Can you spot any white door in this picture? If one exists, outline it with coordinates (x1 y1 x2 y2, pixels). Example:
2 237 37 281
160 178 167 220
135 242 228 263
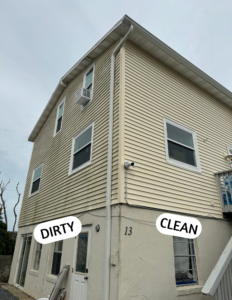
71 227 91 300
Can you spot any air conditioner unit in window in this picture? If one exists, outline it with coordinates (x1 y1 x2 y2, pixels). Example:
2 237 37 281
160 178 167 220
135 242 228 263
75 87 91 106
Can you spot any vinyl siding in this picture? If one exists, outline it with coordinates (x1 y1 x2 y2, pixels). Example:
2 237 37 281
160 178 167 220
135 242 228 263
123 41 232 218
18 42 120 227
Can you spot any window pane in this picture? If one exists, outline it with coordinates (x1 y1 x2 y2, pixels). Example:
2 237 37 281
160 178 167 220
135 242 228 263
168 141 196 166
87 83 92 91
54 241 63 252
85 68 93 88
173 237 198 285
51 252 62 275
76 233 88 273
31 178 40 194
33 166 42 181
167 123 194 148
56 117 62 133
58 103 64 119
74 127 92 153
33 243 42 270
73 144 91 170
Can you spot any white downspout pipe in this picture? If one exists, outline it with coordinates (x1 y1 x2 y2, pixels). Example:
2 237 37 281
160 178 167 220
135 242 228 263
103 24 134 300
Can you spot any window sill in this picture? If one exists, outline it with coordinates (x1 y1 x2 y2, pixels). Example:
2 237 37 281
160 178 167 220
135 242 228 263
53 129 62 138
46 274 57 284
166 158 202 174
29 269 39 277
177 285 203 296
28 191 39 198
68 161 91 176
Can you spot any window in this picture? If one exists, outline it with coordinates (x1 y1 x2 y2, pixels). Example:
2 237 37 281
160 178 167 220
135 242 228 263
69 123 94 175
33 243 42 270
164 118 201 172
76 232 88 273
81 63 95 109
173 237 198 285
30 164 43 196
51 241 63 276
54 100 65 135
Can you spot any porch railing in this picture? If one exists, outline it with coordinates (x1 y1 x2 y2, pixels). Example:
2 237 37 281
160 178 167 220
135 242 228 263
215 170 232 213
202 237 232 299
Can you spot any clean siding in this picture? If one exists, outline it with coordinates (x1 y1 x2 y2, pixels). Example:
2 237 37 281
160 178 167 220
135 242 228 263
18 42 120 227
123 41 232 218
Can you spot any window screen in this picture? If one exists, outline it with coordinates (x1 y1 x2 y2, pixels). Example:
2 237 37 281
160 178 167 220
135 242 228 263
33 243 42 270
72 126 93 171
31 165 42 195
51 241 63 276
173 237 198 285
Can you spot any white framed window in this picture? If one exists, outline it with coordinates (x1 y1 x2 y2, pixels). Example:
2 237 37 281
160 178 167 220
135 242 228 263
69 122 94 175
81 63 95 110
173 237 198 286
33 242 42 270
29 164 43 197
54 99 65 136
51 241 63 276
163 117 201 173
227 145 232 155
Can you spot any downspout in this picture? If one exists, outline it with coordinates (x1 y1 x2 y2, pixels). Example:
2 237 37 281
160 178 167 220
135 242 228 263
104 24 134 300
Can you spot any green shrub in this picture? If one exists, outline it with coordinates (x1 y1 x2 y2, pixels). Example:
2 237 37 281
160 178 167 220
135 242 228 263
0 220 16 255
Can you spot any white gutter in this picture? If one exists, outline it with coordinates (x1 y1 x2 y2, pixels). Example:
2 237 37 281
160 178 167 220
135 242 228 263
103 24 133 300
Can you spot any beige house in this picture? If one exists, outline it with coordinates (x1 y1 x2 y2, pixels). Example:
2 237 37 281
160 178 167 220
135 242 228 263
9 15 232 300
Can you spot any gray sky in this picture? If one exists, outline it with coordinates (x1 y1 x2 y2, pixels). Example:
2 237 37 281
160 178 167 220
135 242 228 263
0 0 231 231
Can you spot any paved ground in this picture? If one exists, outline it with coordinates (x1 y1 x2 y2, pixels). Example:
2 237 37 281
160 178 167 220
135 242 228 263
0 284 35 300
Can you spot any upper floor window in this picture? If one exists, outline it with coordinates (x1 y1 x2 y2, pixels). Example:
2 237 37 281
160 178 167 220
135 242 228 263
51 241 63 276
33 242 42 270
85 67 94 91
173 237 198 285
30 164 43 196
163 118 201 173
54 100 65 136
69 123 94 175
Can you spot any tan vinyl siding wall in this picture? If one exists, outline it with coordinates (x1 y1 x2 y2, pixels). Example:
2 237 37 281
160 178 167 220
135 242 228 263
18 43 120 227
123 41 232 218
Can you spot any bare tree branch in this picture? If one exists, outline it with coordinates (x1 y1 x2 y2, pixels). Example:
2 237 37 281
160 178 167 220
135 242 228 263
13 182 21 234
0 178 10 230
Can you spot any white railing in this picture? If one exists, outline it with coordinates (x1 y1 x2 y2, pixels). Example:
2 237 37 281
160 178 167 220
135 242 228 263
202 237 232 299
215 170 232 213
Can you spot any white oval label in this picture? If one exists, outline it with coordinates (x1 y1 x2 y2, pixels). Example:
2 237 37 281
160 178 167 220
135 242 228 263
156 213 202 239
34 216 82 244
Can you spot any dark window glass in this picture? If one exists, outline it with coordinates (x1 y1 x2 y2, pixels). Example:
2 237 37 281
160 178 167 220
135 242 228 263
51 253 62 275
56 117 62 133
73 144 91 170
173 237 198 285
31 178 40 194
168 141 195 166
167 123 194 148
76 233 88 273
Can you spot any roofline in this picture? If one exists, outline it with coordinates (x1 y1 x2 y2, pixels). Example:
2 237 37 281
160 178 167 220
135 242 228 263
28 14 232 142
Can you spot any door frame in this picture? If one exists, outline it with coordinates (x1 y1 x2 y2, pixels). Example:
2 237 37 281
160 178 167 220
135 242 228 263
14 233 32 290
70 225 92 299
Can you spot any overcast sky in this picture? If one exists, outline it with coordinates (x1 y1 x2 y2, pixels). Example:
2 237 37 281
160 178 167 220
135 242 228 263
0 0 231 231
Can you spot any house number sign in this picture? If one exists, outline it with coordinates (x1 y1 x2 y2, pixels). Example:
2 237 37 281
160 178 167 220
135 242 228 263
34 216 82 244
156 213 202 239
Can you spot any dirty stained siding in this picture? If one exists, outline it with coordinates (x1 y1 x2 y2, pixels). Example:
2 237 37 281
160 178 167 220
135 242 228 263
18 42 120 227
123 41 232 218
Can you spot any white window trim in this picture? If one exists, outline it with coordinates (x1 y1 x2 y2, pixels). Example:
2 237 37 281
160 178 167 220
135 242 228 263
163 117 201 173
53 98 65 137
227 145 232 155
81 62 95 111
68 122 94 176
28 164 43 197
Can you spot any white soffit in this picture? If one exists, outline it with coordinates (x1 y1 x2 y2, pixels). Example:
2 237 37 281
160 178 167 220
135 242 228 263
28 15 232 142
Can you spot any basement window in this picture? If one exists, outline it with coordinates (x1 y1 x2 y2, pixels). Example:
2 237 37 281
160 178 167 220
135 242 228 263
54 99 65 136
30 164 43 196
173 237 198 286
163 117 201 173
69 123 94 175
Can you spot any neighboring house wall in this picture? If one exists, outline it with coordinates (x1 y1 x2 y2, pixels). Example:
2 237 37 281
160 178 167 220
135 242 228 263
18 42 121 227
122 40 232 218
